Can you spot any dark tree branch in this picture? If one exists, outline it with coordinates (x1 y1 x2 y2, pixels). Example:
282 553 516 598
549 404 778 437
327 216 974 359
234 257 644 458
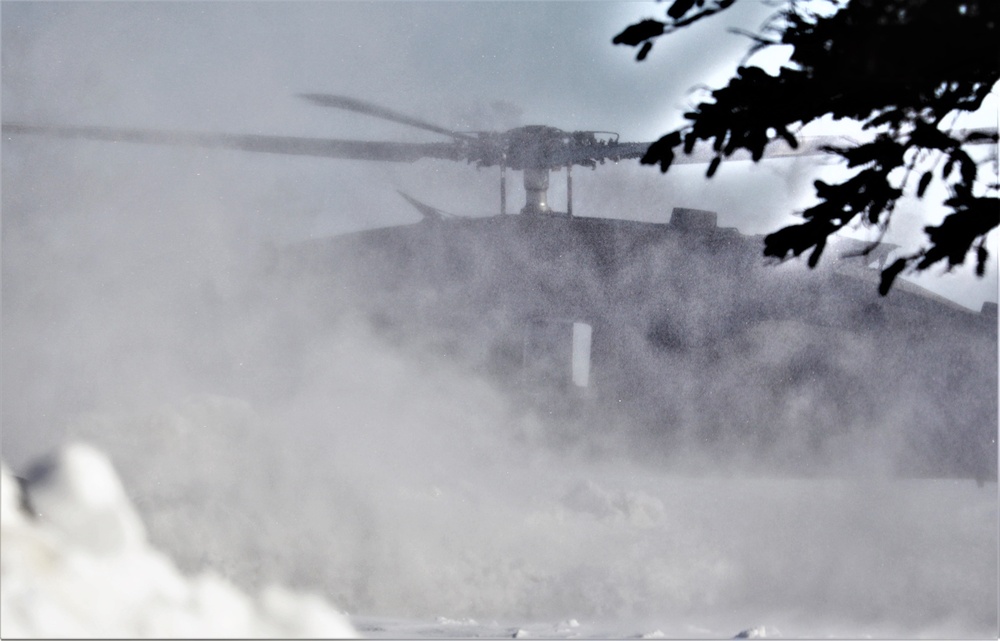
613 0 741 61
618 0 999 294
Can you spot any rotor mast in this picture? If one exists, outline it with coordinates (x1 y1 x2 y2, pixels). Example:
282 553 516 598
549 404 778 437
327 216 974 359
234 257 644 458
521 167 551 215
515 166 573 216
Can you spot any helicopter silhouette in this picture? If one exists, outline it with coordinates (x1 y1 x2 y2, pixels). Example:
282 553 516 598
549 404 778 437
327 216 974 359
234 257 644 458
3 96 996 482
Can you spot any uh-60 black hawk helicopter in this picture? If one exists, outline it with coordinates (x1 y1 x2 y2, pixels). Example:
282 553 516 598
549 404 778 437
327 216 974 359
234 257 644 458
4 95 996 482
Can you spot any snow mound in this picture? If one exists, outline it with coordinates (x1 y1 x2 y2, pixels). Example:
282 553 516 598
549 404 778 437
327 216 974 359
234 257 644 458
0 442 357 638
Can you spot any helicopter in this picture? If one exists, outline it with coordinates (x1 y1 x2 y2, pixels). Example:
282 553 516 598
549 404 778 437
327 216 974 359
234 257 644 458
3 95 997 483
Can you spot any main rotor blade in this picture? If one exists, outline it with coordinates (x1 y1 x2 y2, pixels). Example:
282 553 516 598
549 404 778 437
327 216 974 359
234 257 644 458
396 190 451 221
553 136 845 168
562 130 998 168
2 122 464 163
551 141 652 167
299 94 475 141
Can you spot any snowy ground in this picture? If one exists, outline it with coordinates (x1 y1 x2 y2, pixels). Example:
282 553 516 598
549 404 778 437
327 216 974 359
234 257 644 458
4 425 996 638
2 324 997 638
341 468 999 639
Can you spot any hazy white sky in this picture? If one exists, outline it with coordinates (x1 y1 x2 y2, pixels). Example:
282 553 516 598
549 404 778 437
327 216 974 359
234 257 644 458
2 2 772 137
3 1 997 308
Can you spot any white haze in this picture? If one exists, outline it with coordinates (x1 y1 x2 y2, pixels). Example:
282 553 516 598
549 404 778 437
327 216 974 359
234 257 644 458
2 2 998 638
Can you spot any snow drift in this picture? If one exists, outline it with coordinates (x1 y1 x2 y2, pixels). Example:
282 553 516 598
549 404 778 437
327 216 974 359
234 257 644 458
0 442 357 638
